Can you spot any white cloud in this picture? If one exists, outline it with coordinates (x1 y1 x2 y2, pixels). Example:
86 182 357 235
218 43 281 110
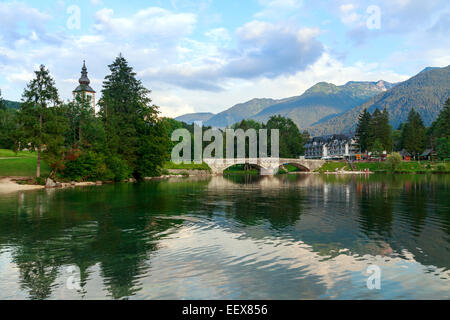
205 28 232 44
0 1 447 120
94 7 197 43
255 0 303 18
0 2 51 46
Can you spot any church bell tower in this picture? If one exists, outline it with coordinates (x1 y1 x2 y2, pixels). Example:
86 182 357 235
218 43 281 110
73 60 96 111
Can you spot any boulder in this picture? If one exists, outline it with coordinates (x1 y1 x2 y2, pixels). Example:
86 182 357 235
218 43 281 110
45 178 57 188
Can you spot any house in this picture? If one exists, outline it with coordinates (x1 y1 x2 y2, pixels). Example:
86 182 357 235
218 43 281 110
419 149 435 161
304 135 358 160
400 149 411 161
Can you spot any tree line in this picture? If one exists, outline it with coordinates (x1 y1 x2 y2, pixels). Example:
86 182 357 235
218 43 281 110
163 116 308 161
355 99 450 159
0 56 308 182
0 56 171 182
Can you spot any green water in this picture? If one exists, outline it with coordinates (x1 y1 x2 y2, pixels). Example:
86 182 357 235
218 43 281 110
0 174 449 300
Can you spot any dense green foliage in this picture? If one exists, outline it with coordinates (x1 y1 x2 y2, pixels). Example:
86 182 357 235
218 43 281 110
429 99 450 159
386 152 403 172
98 55 170 180
16 65 61 178
355 108 392 153
266 116 304 158
402 109 427 158
0 90 18 149
0 56 170 182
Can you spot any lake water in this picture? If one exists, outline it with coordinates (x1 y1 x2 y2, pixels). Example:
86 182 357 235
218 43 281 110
0 174 449 300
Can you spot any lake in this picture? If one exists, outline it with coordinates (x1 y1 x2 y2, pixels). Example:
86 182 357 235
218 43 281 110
0 174 449 300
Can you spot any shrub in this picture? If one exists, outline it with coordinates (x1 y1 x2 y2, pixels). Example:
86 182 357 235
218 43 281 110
61 151 112 182
106 156 132 182
386 152 402 172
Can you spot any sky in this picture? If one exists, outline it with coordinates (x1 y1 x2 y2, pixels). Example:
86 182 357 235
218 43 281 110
0 0 449 117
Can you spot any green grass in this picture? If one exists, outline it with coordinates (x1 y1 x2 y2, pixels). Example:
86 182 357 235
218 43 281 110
0 149 38 158
0 149 51 177
316 160 450 174
163 161 211 171
315 162 350 173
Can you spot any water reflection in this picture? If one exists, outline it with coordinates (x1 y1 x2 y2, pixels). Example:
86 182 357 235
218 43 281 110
0 174 449 299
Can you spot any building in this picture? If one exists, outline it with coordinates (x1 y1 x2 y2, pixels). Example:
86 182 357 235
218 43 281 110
304 135 358 160
73 61 96 111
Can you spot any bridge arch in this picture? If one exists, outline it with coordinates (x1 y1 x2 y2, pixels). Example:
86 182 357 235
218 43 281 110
222 162 266 173
280 162 311 172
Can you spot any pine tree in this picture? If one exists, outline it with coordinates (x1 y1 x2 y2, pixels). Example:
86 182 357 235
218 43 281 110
402 108 427 159
355 109 371 153
367 108 392 152
0 89 5 111
375 108 393 151
433 98 450 139
98 55 169 180
18 65 60 178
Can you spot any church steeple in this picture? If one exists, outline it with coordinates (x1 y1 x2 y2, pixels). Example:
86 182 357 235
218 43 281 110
73 60 96 111
79 60 90 85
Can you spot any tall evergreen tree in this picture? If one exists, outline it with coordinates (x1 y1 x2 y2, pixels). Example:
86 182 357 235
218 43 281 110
18 65 60 178
0 89 18 149
0 89 5 111
98 55 169 180
402 108 427 159
367 108 392 152
355 109 371 153
431 98 450 139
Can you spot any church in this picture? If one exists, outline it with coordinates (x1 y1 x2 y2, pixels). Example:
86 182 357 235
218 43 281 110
73 61 96 111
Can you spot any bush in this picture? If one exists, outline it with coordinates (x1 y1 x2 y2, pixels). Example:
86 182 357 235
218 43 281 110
60 151 108 182
106 156 132 182
436 164 446 172
386 152 402 172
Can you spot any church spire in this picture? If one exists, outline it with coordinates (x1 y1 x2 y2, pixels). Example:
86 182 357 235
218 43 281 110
79 60 90 86
73 60 96 111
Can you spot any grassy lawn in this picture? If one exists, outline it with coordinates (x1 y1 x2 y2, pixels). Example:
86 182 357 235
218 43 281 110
0 149 50 177
0 149 38 158
164 161 211 171
316 160 450 174
315 162 350 173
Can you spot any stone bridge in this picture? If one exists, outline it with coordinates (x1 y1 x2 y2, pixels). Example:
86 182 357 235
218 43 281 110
203 158 325 175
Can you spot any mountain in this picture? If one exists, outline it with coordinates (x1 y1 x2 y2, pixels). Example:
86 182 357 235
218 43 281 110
188 81 394 128
307 65 450 136
205 98 278 127
2 100 21 110
252 81 394 128
175 112 215 124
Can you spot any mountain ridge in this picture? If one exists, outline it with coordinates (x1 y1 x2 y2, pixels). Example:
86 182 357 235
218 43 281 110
307 65 450 136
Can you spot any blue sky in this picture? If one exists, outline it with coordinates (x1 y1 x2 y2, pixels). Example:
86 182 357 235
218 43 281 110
0 0 449 116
